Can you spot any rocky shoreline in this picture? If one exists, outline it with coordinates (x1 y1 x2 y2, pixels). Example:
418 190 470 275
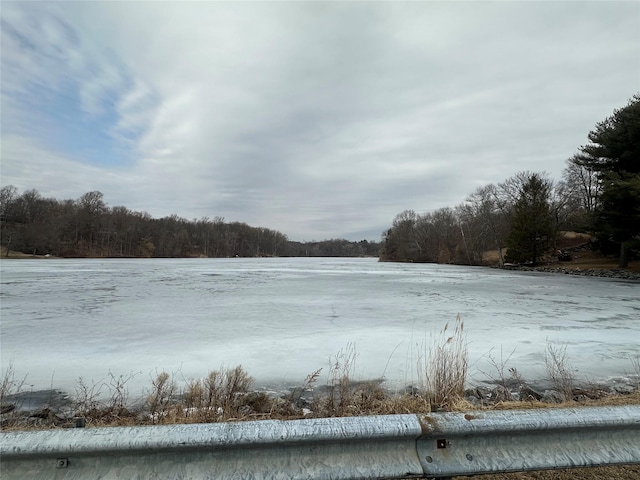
462 377 639 407
499 264 640 281
2 375 638 430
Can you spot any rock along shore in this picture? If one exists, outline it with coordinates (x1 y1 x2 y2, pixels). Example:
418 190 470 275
2 376 639 430
499 265 640 281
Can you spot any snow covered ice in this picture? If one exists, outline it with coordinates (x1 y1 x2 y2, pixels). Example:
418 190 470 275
1 257 638 397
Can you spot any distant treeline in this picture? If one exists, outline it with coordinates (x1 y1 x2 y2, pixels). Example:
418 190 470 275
380 94 640 268
0 188 380 258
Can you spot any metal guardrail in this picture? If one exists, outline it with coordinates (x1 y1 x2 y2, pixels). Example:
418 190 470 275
1 405 639 479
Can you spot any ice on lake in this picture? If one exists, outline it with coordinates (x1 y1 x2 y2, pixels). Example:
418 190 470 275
1 257 638 397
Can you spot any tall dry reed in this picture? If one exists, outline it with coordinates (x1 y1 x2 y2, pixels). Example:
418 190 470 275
422 315 468 409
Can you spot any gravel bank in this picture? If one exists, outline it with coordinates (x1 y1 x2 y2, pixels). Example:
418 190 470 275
500 265 640 281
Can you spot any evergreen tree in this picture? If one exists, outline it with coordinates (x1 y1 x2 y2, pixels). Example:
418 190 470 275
578 94 640 267
505 173 553 265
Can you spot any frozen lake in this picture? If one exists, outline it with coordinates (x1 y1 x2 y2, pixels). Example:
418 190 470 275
1 257 638 397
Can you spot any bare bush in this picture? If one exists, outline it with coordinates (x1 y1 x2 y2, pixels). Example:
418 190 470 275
0 363 28 427
481 346 519 402
107 371 139 413
184 379 205 411
545 342 574 401
74 377 105 417
183 366 253 422
71 372 140 425
0 362 27 409
147 371 177 423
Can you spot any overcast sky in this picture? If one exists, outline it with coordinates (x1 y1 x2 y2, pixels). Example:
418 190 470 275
1 2 638 241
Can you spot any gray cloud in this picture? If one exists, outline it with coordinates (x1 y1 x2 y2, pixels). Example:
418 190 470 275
1 1 638 240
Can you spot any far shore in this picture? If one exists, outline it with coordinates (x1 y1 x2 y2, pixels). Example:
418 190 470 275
3 247 639 281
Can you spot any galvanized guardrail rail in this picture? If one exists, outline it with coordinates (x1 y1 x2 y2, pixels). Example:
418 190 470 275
1 405 639 479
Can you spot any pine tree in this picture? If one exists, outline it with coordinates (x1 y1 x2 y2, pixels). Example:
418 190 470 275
578 94 640 267
505 174 553 265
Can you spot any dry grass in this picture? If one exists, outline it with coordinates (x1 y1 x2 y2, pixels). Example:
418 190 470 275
0 246 50 259
558 250 640 272
489 388 640 412
316 343 358 417
304 343 435 418
557 231 591 241
421 315 468 409
482 249 502 264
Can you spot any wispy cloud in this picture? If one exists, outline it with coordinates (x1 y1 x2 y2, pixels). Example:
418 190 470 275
2 1 638 240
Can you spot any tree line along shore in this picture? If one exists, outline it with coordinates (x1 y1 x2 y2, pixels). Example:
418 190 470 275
380 95 640 269
2 96 638 269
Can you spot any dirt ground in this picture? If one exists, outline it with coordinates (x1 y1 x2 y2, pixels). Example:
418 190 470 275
482 232 640 273
0 246 42 258
450 465 640 480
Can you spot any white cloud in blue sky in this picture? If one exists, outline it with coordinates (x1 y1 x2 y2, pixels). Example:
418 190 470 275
1 1 638 241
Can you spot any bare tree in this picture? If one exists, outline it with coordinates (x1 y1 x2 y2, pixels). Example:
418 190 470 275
0 185 18 255
76 191 107 254
464 184 511 266
0 185 17 221
562 155 602 232
381 210 418 261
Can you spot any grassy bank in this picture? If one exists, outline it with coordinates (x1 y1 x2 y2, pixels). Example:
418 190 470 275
0 246 50 259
